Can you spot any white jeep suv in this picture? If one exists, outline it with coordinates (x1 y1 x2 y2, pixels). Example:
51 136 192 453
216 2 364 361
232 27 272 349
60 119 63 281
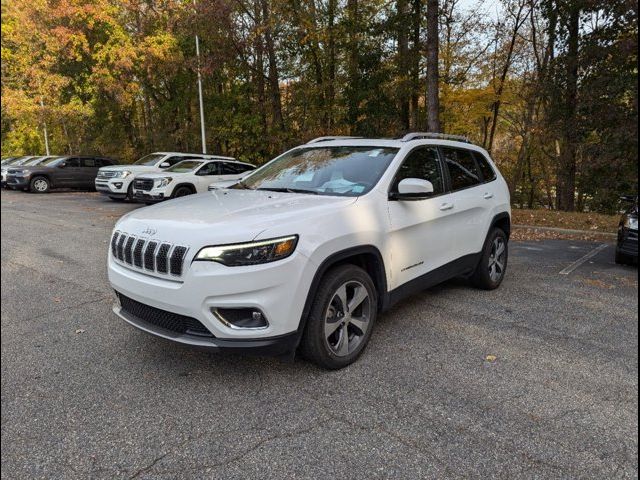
95 152 236 201
132 158 256 203
108 134 511 369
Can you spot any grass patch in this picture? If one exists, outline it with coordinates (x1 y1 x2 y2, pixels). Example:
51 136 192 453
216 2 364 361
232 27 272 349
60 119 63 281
512 209 619 234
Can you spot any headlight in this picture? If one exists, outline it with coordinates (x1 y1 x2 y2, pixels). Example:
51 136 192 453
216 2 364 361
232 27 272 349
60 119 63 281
115 170 132 178
195 235 298 266
156 177 172 188
625 216 638 230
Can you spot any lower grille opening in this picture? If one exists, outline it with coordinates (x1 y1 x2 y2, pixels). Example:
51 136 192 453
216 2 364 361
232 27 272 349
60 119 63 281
117 293 214 338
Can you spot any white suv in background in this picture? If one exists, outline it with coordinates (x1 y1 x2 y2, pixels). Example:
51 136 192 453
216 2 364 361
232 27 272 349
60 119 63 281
132 158 255 203
108 133 511 369
95 152 235 201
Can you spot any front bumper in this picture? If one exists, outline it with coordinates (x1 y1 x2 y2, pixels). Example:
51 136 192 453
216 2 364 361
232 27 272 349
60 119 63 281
133 190 166 202
114 302 299 355
617 228 638 257
6 175 30 189
108 249 316 349
95 178 131 197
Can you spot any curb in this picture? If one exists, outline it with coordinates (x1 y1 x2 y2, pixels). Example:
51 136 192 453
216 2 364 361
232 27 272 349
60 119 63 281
513 224 617 238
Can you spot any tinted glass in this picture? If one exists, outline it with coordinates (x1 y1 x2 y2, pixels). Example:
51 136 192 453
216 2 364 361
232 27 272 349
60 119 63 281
134 154 165 166
196 162 220 175
82 158 97 167
65 158 80 168
41 157 65 166
392 147 444 194
166 160 204 173
236 146 399 197
165 156 194 167
442 147 481 190
221 162 249 174
474 152 496 181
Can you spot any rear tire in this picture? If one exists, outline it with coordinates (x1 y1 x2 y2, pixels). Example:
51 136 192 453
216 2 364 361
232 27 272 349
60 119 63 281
299 264 377 370
470 227 509 290
30 176 50 193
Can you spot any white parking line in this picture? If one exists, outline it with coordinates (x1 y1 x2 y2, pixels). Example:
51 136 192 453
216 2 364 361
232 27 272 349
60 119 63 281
559 244 609 275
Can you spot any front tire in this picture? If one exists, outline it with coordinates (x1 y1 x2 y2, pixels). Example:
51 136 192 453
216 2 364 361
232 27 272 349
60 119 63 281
172 186 194 198
300 264 377 369
470 227 509 290
30 176 50 193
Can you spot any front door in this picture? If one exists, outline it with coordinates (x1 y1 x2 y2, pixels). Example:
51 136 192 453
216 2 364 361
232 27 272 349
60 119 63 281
55 157 82 187
387 146 458 288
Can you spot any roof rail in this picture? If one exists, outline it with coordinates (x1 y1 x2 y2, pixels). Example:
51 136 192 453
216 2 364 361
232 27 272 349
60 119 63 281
306 136 363 144
401 132 471 143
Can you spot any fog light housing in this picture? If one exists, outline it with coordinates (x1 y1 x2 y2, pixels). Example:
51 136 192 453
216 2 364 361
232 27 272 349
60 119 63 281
212 308 269 329
114 182 123 189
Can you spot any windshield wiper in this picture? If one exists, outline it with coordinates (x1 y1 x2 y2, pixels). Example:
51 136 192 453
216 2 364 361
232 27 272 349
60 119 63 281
257 187 319 195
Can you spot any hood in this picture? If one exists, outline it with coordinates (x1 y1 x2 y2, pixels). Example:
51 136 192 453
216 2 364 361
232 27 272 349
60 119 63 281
136 171 190 180
115 189 357 245
100 165 160 173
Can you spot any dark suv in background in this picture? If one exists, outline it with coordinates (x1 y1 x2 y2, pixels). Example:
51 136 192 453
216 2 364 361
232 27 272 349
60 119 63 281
616 195 638 265
6 156 117 193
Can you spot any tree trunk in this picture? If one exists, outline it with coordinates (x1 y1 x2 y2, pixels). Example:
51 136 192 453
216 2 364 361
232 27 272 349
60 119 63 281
346 0 359 133
261 0 285 131
556 4 579 211
410 0 422 129
425 0 440 132
327 0 337 131
397 0 411 130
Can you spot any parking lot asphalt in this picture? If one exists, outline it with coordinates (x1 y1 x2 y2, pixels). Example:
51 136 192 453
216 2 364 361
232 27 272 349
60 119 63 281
1 189 638 479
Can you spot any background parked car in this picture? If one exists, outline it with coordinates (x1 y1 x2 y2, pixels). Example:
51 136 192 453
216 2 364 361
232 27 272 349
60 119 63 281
615 195 638 265
6 156 117 193
132 158 255 203
95 152 231 202
1 156 37 187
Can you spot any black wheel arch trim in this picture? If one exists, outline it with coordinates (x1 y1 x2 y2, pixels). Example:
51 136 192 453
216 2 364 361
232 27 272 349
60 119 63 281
173 183 197 195
293 245 388 350
490 212 511 239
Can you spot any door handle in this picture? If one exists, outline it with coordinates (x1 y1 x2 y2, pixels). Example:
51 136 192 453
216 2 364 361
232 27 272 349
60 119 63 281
440 203 454 211
483 192 494 199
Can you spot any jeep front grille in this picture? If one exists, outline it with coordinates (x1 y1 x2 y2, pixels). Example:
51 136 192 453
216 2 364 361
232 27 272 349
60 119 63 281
111 231 188 277
134 178 154 191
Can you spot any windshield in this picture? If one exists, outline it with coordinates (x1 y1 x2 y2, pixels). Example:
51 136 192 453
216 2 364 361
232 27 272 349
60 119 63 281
25 156 48 166
235 146 399 196
133 153 165 166
166 160 204 173
40 156 66 167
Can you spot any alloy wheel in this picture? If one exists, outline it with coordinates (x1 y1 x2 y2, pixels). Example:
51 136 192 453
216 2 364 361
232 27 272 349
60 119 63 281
488 237 506 282
33 179 48 192
324 281 371 357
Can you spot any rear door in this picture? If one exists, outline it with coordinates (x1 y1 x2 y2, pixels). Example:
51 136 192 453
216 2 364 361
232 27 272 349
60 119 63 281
440 146 491 258
80 157 101 188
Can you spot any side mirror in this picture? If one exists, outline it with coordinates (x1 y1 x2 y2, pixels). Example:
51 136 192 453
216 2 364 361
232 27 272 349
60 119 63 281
58 162 66 168
159 162 170 168
390 178 434 201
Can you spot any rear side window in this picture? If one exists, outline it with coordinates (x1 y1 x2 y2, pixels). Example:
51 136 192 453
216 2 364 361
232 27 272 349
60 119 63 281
221 162 250 174
474 152 496 182
441 147 481 191
392 147 444 194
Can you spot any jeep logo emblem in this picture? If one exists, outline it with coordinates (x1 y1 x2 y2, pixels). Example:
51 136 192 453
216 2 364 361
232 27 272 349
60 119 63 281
141 227 157 236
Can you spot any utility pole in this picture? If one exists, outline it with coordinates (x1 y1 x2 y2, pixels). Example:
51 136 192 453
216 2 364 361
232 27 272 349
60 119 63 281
40 97 50 155
194 0 207 154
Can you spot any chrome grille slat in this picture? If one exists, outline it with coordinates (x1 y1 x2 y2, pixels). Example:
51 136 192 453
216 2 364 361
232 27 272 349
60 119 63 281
112 231 188 278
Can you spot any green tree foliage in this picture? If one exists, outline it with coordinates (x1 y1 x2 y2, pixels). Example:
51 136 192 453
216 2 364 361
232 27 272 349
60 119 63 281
1 0 637 212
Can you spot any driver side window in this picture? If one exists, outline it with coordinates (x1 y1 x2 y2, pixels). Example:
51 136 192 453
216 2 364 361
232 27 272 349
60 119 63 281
391 147 444 194
196 162 220 176
65 158 80 168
